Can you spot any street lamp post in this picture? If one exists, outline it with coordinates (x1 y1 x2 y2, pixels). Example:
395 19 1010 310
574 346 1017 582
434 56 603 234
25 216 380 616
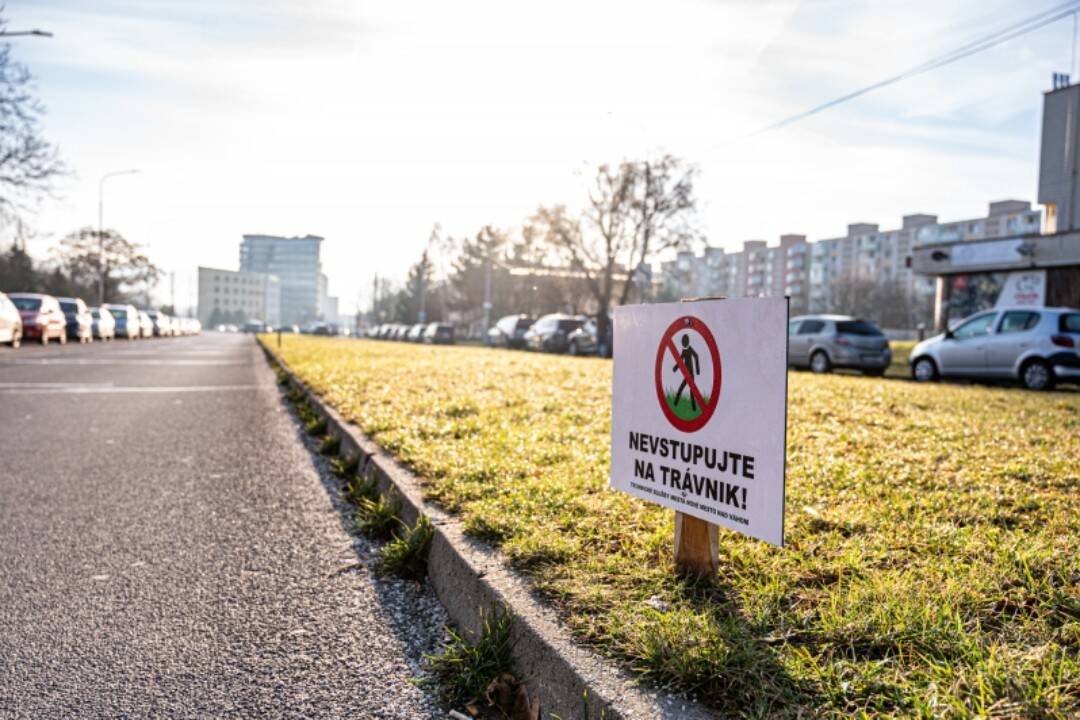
98 169 138 304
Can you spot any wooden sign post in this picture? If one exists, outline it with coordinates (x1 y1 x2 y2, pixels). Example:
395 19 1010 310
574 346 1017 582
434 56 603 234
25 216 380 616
674 511 719 578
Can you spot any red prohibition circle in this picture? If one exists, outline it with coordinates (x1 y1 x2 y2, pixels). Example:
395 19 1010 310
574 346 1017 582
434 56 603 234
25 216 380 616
654 316 722 433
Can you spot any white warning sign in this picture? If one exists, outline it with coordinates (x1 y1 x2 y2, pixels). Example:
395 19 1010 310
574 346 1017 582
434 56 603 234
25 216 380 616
610 298 789 546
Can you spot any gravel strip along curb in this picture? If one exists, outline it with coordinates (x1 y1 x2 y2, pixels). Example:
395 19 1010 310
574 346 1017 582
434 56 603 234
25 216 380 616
262 343 714 720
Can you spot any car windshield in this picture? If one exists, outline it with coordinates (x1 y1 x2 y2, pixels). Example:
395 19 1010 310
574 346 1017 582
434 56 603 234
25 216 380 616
11 297 41 311
836 320 882 336
1061 313 1080 333
953 313 995 339
60 301 77 313
514 318 533 331
557 319 583 332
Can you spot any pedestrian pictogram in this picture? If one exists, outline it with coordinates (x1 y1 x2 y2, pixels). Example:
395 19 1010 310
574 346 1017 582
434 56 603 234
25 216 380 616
654 316 721 433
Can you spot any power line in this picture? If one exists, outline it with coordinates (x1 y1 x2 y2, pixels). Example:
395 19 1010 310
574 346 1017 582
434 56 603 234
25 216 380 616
743 1 1080 139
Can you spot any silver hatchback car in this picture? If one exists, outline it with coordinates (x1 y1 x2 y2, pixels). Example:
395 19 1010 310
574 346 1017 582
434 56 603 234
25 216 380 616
788 315 892 376
909 306 1080 390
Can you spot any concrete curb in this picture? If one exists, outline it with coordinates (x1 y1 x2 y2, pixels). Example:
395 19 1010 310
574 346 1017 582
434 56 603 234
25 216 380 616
261 342 714 720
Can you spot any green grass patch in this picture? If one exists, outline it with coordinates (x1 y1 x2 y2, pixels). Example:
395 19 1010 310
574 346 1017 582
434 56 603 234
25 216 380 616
424 607 515 710
663 388 710 420
330 452 360 478
354 490 402 540
318 433 340 456
342 472 379 507
261 334 1080 718
304 415 328 437
379 514 434 580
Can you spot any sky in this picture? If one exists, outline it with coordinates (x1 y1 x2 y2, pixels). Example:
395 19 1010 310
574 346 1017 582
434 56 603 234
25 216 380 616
4 0 1073 315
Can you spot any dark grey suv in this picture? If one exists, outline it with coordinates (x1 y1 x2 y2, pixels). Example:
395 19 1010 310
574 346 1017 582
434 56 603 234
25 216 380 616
788 315 892 375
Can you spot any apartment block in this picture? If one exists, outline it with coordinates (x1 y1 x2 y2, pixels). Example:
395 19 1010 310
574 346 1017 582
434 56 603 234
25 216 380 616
197 266 281 328
658 200 1039 328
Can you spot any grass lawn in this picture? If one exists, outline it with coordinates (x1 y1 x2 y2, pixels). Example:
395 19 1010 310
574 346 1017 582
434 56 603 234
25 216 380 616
263 335 1080 719
888 340 917 378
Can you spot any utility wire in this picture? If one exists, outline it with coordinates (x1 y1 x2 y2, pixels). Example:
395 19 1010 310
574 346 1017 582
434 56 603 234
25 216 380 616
742 0 1080 139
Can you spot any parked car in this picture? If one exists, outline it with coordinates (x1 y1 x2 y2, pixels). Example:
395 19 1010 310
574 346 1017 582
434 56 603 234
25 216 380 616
787 315 891 375
58 297 94 343
138 310 154 338
90 306 116 341
909 307 1080 391
423 322 455 345
8 293 66 345
566 316 613 357
0 291 23 348
308 322 333 336
242 320 265 333
524 314 586 353
490 314 535 349
143 309 171 337
104 304 140 340
405 323 427 342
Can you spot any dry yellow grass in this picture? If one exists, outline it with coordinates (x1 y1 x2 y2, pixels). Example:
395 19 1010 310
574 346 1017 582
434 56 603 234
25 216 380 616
265 335 1080 719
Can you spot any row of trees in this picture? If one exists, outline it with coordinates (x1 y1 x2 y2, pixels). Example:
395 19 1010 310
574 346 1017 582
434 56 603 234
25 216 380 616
0 10 160 307
378 155 700 341
0 228 159 304
829 277 934 330
380 152 935 333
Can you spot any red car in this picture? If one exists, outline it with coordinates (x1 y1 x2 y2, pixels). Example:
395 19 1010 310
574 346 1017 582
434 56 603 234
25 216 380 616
8 293 67 345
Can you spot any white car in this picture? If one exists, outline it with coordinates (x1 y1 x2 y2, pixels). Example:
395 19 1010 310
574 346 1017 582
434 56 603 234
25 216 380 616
0 291 22 347
909 306 1080 390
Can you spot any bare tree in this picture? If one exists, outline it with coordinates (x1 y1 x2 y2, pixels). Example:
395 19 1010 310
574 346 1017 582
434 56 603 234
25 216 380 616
0 12 64 214
529 155 698 345
56 228 159 303
830 276 922 329
622 155 697 304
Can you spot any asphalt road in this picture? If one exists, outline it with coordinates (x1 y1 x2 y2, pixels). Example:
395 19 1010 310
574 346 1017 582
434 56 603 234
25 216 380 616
0 333 446 718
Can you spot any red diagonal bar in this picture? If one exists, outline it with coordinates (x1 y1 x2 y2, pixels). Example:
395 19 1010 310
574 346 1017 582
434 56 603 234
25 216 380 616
665 337 708 412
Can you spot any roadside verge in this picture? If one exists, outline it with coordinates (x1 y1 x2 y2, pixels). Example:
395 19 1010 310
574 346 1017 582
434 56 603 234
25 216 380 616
260 341 712 720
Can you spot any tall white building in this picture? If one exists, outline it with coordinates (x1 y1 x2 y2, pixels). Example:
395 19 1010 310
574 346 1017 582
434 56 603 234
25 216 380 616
317 272 341 325
239 234 324 326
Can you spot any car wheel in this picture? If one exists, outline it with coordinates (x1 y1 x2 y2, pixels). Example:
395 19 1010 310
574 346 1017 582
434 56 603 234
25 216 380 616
568 340 579 356
1020 359 1055 391
810 350 831 374
912 357 938 382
